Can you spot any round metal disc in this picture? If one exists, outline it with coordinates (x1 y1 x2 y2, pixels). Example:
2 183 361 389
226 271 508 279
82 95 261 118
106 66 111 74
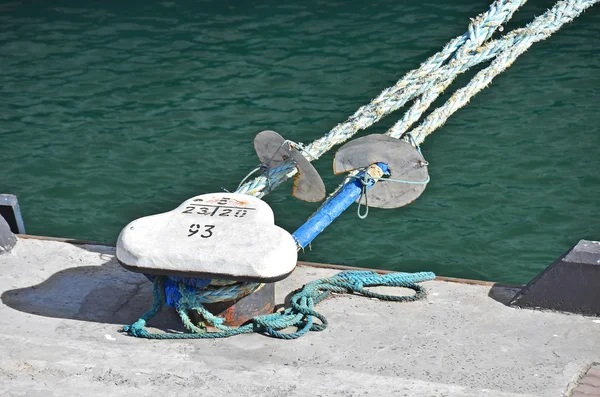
333 134 429 209
254 130 325 202
254 130 287 167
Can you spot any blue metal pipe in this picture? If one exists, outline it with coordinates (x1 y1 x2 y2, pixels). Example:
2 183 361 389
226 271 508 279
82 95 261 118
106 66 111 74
292 163 389 249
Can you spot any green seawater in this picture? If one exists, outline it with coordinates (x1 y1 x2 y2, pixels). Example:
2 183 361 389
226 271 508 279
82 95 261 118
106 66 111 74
1 0 599 284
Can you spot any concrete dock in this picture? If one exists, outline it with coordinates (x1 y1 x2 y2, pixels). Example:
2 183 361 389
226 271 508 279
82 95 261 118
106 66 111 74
0 237 598 396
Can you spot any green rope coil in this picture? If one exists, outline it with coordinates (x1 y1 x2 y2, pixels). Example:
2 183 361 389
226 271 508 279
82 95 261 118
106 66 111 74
122 270 435 340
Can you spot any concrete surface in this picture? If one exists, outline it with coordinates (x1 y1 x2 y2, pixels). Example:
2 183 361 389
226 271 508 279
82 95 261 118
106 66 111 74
0 238 599 397
564 240 600 266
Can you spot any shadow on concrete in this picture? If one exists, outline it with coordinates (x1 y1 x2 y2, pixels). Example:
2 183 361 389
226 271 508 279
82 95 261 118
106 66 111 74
1 243 184 331
487 283 523 306
273 288 301 313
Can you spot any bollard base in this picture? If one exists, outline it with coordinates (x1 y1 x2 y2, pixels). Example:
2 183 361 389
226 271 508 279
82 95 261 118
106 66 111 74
190 283 275 327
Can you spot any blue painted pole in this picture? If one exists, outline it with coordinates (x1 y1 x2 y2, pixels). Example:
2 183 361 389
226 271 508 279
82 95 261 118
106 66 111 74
292 163 389 249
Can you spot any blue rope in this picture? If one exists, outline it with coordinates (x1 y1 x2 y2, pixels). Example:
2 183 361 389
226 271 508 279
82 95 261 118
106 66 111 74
165 275 211 289
122 270 435 340
357 173 374 220
163 278 260 306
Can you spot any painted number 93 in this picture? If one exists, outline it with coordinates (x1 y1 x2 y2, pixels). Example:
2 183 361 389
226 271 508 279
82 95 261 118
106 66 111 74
188 224 215 238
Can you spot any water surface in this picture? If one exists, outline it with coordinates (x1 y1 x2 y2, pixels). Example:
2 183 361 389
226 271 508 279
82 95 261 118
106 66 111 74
1 0 599 284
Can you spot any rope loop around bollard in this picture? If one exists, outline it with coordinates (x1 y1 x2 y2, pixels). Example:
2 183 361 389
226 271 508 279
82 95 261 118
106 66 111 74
121 270 435 340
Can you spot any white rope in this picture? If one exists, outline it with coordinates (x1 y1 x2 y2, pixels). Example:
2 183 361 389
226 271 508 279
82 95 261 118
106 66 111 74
235 0 597 199
388 0 599 143
300 0 528 161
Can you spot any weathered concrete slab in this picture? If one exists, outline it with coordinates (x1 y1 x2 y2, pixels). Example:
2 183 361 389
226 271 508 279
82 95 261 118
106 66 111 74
116 192 297 282
1 238 599 397
0 215 17 254
564 240 600 265
510 239 600 316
